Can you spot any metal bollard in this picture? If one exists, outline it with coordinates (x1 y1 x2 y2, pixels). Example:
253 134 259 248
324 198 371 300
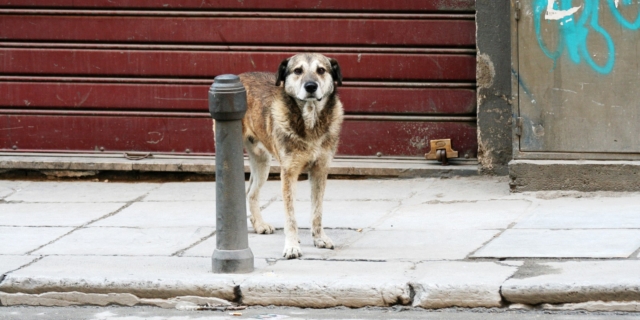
209 74 254 274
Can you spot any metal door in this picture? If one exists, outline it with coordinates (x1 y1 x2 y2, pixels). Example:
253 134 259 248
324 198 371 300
515 0 640 160
0 0 477 160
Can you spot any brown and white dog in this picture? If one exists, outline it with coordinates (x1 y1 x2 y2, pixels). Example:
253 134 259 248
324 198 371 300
239 53 344 259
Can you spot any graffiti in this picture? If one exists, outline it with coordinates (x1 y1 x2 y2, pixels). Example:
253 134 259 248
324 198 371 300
534 0 640 74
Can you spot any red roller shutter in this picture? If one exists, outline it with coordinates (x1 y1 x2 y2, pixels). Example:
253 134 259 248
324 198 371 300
0 0 477 159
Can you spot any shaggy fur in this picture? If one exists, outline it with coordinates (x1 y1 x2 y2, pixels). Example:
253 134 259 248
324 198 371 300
239 53 344 259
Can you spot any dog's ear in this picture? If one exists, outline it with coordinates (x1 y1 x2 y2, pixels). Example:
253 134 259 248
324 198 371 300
329 58 343 86
275 58 290 86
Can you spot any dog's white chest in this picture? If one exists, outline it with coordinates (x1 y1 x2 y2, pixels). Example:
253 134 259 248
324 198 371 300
302 101 318 129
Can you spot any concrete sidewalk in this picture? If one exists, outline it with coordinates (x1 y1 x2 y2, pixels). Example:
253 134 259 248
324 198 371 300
1 176 640 312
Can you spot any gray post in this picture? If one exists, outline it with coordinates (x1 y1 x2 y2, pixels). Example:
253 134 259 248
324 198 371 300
209 74 254 274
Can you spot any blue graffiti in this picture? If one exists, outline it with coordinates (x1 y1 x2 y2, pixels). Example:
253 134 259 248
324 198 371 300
533 0 640 74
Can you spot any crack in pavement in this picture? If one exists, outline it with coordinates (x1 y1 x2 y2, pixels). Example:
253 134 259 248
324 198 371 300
0 255 45 285
171 230 216 257
259 196 278 211
0 182 31 202
24 185 161 255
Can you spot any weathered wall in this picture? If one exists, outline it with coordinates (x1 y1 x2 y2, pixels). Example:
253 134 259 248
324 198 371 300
514 0 640 156
509 0 640 192
476 0 513 175
510 160 640 192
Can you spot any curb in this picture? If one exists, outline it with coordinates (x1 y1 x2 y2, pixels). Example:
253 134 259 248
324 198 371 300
3 290 640 313
3 258 640 312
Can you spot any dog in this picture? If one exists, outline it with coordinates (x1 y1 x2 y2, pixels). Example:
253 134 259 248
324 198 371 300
239 53 344 259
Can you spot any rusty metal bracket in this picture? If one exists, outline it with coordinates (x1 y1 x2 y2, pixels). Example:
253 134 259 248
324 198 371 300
425 139 459 166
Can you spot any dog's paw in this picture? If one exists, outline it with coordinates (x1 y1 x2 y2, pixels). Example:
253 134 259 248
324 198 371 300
313 235 335 249
254 222 275 234
282 245 303 259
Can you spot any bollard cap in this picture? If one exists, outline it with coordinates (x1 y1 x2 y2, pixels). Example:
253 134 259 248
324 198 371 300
210 74 245 93
209 74 247 121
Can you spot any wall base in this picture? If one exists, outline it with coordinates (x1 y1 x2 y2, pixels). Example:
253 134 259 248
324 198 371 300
509 160 640 192
0 153 478 181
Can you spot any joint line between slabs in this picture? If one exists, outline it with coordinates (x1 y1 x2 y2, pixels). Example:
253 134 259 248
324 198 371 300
465 200 537 259
23 186 160 255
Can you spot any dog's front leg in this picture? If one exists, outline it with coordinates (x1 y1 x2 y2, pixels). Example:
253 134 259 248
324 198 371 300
309 158 334 249
281 167 302 259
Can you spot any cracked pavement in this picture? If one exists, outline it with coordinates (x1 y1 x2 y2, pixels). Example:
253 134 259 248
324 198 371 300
2 176 640 311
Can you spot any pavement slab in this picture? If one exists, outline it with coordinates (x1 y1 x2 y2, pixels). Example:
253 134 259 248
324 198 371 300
472 229 640 258
377 200 531 230
0 202 126 227
245 180 284 201
0 227 74 255
0 180 30 199
502 260 640 304
295 179 425 201
241 260 413 308
235 179 421 202
5 181 159 203
31 227 215 256
403 176 519 205
92 202 216 228
515 197 640 229
336 229 500 261
0 256 254 300
260 200 399 229
0 256 40 275
411 261 521 308
1 177 640 310
143 182 215 202
184 229 360 260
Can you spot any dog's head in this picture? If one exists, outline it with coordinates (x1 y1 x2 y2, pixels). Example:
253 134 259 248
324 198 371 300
275 53 343 102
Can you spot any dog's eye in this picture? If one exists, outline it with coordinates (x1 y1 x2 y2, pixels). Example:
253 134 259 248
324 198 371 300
294 68 303 75
317 68 326 75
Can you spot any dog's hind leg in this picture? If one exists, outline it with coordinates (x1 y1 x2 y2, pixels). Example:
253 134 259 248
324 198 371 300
309 157 334 249
245 140 275 234
281 165 303 259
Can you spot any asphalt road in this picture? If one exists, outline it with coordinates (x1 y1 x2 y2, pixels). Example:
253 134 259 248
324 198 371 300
1 306 640 320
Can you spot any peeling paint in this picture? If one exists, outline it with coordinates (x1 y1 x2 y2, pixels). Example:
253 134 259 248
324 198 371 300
532 124 545 137
477 136 495 173
437 0 475 11
544 0 581 20
146 131 164 144
74 88 93 107
477 53 495 89
552 88 578 94
409 136 429 150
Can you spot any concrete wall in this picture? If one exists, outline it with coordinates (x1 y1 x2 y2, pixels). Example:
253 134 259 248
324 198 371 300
476 0 513 176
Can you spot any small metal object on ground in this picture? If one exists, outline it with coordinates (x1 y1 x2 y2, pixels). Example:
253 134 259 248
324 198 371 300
209 74 254 274
425 139 459 166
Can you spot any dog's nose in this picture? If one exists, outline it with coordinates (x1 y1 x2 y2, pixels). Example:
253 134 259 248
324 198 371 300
304 82 318 93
